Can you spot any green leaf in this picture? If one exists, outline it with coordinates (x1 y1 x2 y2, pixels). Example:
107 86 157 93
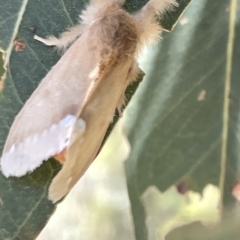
124 0 240 239
167 218 240 240
0 0 86 238
0 0 186 239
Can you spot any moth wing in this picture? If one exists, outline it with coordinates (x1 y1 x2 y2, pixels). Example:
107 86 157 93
1 31 104 177
49 58 137 202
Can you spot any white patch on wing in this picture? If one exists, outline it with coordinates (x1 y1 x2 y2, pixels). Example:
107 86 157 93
69 119 86 144
0 115 85 177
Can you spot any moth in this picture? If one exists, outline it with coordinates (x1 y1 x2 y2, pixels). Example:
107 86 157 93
1 0 178 202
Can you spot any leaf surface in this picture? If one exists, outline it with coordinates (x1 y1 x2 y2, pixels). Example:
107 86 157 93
123 0 240 238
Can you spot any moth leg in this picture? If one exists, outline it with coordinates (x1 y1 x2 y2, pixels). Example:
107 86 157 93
34 24 83 50
135 0 178 44
117 61 140 116
140 0 178 16
91 0 125 6
116 94 126 117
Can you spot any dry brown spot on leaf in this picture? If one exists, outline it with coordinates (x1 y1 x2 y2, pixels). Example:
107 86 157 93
29 26 37 34
13 39 26 51
197 89 206 101
180 17 189 25
232 181 240 202
176 181 190 194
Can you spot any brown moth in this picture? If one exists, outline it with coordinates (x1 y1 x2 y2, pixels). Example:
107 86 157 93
0 0 178 202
